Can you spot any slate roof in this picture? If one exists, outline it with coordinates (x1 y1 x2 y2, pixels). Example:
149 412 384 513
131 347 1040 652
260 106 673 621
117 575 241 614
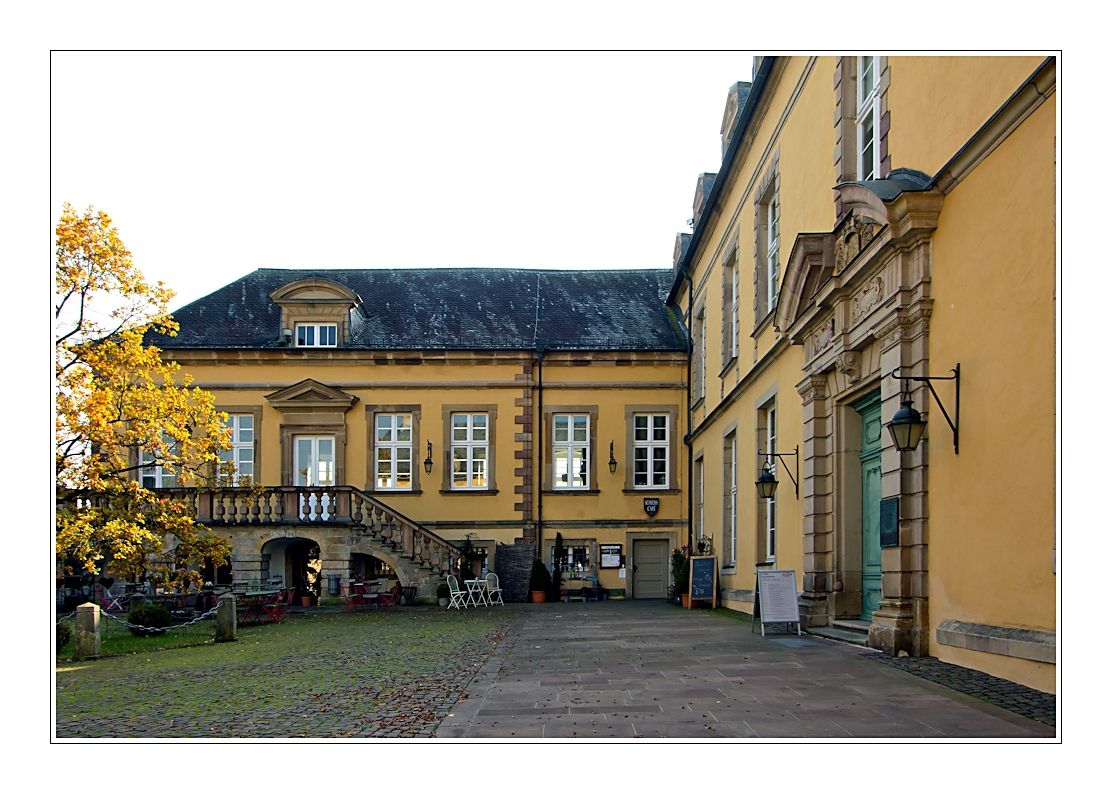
157 268 689 352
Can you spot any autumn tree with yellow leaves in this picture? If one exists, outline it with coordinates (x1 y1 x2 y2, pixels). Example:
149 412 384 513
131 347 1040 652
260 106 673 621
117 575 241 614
55 203 232 584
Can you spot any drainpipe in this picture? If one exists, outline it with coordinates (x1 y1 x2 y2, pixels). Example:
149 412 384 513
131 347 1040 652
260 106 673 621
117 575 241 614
534 345 545 559
683 270 694 551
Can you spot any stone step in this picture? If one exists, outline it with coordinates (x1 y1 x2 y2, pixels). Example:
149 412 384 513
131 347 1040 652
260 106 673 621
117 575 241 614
808 626 870 646
831 618 871 634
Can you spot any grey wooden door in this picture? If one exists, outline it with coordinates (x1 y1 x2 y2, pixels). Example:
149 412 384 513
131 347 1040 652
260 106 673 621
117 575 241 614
632 539 667 599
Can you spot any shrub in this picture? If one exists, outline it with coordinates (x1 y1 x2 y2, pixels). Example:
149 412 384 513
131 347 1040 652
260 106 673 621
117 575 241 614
528 559 552 593
57 620 72 648
436 582 450 599
128 602 172 636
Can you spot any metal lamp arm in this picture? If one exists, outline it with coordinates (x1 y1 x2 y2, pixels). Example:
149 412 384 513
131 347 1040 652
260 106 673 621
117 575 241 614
756 445 799 499
891 364 960 454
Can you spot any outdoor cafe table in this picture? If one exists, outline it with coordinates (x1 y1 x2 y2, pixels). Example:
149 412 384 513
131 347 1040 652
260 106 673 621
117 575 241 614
464 579 490 607
236 589 283 626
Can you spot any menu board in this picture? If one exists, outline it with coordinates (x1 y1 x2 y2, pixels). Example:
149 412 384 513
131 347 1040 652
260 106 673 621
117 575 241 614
688 556 716 606
754 569 801 635
600 544 622 569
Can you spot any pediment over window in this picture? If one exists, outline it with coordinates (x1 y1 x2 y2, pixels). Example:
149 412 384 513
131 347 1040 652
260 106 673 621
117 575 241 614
265 379 358 413
775 233 834 333
269 278 362 305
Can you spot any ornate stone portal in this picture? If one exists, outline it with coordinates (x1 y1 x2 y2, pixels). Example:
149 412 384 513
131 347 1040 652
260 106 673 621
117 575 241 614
779 184 944 656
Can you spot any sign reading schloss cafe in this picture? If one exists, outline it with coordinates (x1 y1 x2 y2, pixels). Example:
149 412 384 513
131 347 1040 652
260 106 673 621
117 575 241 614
643 498 659 517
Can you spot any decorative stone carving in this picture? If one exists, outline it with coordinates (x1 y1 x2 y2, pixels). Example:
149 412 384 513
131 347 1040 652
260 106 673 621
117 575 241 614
809 318 836 359
797 376 829 405
851 276 885 325
835 351 861 384
834 214 877 273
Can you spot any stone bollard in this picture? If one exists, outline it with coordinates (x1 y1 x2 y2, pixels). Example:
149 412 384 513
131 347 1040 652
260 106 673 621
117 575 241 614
215 593 237 642
75 602 101 660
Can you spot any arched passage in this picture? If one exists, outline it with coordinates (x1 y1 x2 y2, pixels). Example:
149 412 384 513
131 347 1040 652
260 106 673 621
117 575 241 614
261 536 321 599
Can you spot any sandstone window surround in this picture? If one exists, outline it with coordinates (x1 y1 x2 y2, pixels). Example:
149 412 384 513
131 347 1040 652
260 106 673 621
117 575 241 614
693 452 705 544
753 152 781 326
834 56 890 218
857 55 882 181
215 406 263 485
264 379 358 487
720 231 741 370
623 405 681 492
541 404 599 494
268 278 362 348
447 411 491 491
365 404 422 494
722 424 738 569
692 301 707 405
140 435 179 488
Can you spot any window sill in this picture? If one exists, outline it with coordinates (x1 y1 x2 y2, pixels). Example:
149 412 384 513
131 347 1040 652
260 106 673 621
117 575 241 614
622 488 680 495
719 355 738 378
751 309 776 339
542 489 601 496
439 489 499 495
369 489 423 495
691 396 705 411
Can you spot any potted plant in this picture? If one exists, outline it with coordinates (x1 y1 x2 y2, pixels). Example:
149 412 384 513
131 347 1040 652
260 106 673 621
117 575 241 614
672 546 691 608
529 558 551 603
550 532 565 602
437 582 450 607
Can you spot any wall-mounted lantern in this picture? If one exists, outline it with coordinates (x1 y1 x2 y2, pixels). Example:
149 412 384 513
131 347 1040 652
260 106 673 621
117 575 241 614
608 441 618 475
423 440 434 474
887 364 960 454
755 446 799 500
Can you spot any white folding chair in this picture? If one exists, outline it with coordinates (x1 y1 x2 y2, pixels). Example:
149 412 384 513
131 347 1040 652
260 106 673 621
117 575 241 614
485 572 504 605
446 575 468 610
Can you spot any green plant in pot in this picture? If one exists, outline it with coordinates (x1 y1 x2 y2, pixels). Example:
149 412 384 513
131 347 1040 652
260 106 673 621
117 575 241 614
437 581 450 607
671 545 691 607
529 558 551 603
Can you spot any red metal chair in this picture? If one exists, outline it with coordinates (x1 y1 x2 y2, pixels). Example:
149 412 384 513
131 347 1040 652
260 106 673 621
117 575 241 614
376 582 401 611
342 582 365 613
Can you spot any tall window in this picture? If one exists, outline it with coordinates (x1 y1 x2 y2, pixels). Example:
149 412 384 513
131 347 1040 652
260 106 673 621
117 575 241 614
723 432 737 567
765 405 777 561
722 255 740 362
732 261 740 358
693 304 707 401
694 457 705 544
140 436 178 488
218 414 254 484
757 172 781 318
553 414 590 489
633 414 669 488
375 413 413 490
295 323 337 347
451 413 488 489
857 55 880 181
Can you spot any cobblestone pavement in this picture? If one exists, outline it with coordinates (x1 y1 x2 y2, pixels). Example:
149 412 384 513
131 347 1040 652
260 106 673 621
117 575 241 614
438 601 1056 739
56 608 516 738
864 654 1056 727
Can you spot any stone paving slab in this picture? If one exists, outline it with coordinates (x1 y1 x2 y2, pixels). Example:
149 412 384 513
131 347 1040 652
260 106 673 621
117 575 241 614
437 600 1055 739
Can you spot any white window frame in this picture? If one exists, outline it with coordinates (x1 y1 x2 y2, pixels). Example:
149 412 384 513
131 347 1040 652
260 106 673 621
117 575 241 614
633 414 669 489
450 413 488 490
724 433 737 567
766 184 780 313
553 413 590 490
694 457 705 542
218 414 255 485
857 55 881 181
374 413 413 490
295 322 338 348
693 305 706 400
140 436 179 489
765 405 777 562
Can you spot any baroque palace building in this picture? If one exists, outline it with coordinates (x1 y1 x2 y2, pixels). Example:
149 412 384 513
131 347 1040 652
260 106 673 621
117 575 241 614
155 55 1056 693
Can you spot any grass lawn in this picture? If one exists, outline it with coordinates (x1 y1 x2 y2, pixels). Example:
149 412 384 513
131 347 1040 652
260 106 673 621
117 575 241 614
56 606 517 738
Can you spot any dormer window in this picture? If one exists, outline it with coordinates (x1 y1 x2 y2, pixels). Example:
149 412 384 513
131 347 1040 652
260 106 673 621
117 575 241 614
295 323 337 348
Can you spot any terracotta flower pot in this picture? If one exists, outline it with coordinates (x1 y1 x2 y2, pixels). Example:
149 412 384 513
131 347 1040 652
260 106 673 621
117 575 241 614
680 594 690 608
301 596 312 607
530 590 546 603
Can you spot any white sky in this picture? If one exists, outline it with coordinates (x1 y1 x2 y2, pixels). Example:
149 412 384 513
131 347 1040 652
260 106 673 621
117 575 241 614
52 51 756 310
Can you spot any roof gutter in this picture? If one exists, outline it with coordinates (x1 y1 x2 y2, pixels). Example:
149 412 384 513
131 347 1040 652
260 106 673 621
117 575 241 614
668 56 777 305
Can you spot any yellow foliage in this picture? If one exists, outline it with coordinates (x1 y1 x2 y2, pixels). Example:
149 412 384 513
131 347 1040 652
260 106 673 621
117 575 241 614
55 204 232 576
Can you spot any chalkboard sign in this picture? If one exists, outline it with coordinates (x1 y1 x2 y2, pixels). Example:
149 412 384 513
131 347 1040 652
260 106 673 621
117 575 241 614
687 556 717 608
753 569 801 636
880 497 899 547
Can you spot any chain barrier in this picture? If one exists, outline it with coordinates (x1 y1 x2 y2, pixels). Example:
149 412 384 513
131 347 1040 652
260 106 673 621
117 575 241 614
56 610 77 626
99 603 219 633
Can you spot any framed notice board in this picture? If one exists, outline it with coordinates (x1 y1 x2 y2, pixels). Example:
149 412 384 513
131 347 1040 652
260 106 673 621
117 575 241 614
752 569 801 636
599 544 622 568
688 556 717 608
879 497 899 547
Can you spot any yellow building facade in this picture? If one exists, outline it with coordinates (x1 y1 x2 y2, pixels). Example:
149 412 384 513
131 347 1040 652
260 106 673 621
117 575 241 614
671 55 1056 692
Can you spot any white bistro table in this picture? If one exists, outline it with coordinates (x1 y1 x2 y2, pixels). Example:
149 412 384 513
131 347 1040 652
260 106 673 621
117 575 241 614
464 578 490 607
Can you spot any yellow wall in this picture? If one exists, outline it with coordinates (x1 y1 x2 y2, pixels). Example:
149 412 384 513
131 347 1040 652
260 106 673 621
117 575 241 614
887 56 1047 177
927 95 1056 692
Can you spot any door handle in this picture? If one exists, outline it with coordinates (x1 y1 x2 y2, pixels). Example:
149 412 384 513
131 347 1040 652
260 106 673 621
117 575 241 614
633 565 638 573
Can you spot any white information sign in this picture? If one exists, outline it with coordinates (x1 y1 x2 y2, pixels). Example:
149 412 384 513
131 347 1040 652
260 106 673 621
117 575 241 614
755 569 802 636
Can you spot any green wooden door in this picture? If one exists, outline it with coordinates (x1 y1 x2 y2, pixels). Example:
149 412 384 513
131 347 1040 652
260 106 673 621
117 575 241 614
856 394 883 620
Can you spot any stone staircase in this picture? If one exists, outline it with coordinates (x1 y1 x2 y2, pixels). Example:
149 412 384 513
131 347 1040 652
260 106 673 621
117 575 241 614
809 618 871 647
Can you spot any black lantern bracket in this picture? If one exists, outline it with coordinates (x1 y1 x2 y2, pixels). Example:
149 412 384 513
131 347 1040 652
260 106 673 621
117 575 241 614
608 441 618 475
890 364 960 454
423 440 434 474
756 445 799 499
